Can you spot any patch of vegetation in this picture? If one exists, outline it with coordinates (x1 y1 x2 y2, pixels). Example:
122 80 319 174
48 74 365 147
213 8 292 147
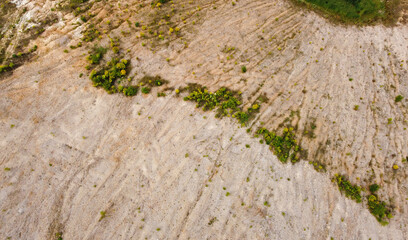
55 232 63 240
183 84 262 125
257 127 301 163
89 58 130 94
369 183 380 193
184 86 250 124
335 174 362 203
141 87 151 94
293 0 401 24
0 62 15 73
121 85 138 96
87 45 107 65
208 217 217 225
99 210 106 221
395 95 404 102
1 44 38 78
309 161 326 172
82 24 100 42
183 85 240 112
368 194 393 225
139 75 168 88
58 0 93 16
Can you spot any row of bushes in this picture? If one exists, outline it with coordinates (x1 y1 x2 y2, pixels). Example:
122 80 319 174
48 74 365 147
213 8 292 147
0 45 37 75
0 62 14 73
181 83 394 226
335 175 393 225
183 85 262 125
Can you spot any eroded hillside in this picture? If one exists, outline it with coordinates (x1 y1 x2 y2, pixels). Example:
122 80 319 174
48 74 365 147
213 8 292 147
1 0 408 239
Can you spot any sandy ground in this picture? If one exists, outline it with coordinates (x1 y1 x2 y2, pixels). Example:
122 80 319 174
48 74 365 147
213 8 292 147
1 0 408 239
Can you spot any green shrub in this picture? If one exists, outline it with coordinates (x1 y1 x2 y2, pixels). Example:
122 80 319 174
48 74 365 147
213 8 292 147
241 66 247 73
87 46 107 64
123 86 138 96
395 95 404 102
141 87 151 94
369 183 380 193
80 15 87 22
235 111 249 124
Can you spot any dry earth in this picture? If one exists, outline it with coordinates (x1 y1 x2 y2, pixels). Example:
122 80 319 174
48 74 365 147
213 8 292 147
1 0 408 239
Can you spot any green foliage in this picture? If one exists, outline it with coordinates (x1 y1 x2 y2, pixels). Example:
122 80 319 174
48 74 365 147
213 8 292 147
139 75 169 88
89 58 129 94
297 0 386 23
55 232 63 240
68 0 89 9
335 174 362 203
99 210 106 221
395 95 404 102
141 87 151 94
257 127 300 163
183 85 262 126
208 217 217 225
87 45 107 64
309 161 326 172
82 24 99 42
235 111 249 124
241 65 247 73
0 64 9 73
184 86 240 111
80 15 87 22
367 194 392 225
369 183 380 193
0 62 14 73
123 86 138 96
29 45 38 53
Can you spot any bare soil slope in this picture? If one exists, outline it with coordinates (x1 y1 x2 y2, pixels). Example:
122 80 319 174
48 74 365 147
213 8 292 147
1 0 408 239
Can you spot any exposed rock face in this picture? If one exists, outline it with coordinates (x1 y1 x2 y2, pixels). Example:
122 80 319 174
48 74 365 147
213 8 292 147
1 0 408 239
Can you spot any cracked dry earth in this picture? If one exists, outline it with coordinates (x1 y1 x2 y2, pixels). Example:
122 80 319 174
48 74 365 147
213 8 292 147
1 0 408 239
